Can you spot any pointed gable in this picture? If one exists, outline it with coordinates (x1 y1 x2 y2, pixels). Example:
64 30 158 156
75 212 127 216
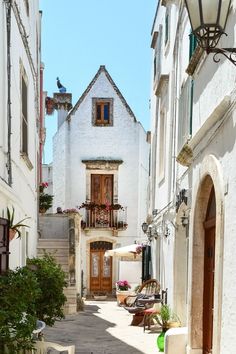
67 65 137 122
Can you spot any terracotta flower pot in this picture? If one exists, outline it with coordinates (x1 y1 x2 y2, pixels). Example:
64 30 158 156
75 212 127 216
9 229 17 241
116 290 130 306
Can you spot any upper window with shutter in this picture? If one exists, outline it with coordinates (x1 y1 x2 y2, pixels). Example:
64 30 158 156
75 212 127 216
92 98 114 126
21 69 28 155
177 77 193 153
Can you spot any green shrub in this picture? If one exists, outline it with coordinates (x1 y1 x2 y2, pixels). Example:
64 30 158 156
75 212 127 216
0 253 67 353
0 267 41 353
27 253 67 326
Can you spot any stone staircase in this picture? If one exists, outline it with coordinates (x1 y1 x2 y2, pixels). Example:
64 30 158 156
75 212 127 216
37 239 77 315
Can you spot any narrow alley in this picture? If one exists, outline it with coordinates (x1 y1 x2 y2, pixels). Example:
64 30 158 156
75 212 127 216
44 300 160 354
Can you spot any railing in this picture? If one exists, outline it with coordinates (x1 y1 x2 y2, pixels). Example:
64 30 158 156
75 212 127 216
80 206 127 230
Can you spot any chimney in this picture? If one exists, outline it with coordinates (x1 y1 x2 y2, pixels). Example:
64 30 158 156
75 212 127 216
53 92 72 129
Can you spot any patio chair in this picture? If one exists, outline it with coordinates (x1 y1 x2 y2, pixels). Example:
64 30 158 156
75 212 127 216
124 279 161 326
124 278 161 307
143 302 161 332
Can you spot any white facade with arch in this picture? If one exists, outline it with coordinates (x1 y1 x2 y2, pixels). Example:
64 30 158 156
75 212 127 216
150 1 236 353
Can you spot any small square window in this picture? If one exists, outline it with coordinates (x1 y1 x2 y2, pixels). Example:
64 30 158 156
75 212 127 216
92 98 113 126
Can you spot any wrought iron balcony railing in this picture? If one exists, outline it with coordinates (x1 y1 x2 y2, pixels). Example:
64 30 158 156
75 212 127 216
79 203 127 230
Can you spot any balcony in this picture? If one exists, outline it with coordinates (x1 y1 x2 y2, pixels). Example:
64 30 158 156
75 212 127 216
79 202 127 230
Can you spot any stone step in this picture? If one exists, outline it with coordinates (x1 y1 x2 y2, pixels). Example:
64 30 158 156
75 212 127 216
64 287 77 296
37 239 69 248
63 303 77 315
37 251 69 262
37 248 69 256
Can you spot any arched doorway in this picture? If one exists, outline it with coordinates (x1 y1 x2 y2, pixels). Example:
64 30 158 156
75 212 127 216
190 155 224 354
203 187 216 354
90 241 112 293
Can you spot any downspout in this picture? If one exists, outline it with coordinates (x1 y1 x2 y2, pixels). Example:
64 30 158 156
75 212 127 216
39 63 44 183
6 0 12 186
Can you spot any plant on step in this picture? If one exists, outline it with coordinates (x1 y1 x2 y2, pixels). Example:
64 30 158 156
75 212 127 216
0 266 41 353
39 182 53 213
154 304 181 331
7 206 30 240
27 253 67 326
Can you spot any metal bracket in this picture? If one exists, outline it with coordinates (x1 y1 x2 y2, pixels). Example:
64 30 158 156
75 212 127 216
207 48 236 66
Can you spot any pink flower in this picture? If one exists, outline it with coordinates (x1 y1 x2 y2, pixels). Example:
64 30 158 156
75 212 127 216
116 280 131 291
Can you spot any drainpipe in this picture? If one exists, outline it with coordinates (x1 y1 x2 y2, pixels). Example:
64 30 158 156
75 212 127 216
39 62 44 183
5 0 12 186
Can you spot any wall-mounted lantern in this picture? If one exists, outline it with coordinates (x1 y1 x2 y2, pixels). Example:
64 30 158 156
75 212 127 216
184 0 236 66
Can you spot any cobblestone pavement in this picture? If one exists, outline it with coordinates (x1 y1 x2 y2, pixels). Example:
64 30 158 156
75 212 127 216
43 300 161 354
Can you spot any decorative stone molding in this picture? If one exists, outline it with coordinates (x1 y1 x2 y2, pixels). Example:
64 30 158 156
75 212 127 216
82 159 123 171
186 46 204 76
155 74 169 97
176 142 193 167
20 152 33 170
53 93 73 111
151 31 159 49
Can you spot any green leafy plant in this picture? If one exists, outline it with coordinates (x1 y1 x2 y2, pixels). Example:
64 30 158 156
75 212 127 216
154 304 181 331
0 266 41 353
27 253 67 326
39 182 53 212
0 254 67 353
7 206 30 239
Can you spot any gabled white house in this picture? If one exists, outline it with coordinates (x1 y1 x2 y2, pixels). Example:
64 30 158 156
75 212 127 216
49 65 150 295
0 0 42 270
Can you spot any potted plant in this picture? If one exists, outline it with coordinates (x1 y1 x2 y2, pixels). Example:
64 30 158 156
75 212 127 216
7 206 30 241
154 305 181 352
116 280 131 306
39 182 53 213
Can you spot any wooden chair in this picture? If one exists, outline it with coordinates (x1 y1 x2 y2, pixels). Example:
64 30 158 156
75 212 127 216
124 279 160 307
143 302 161 332
33 341 75 354
124 279 160 326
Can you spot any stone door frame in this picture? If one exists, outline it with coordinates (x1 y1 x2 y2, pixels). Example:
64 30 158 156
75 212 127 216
187 155 224 354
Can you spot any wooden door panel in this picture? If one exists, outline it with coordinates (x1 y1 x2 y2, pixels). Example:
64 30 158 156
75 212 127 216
101 253 112 291
90 246 112 293
90 251 101 291
91 174 113 204
91 175 113 227
103 176 113 204
203 226 215 353
91 175 102 204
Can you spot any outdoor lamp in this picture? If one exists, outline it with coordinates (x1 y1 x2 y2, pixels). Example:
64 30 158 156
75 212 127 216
141 222 148 234
181 213 189 227
184 0 236 66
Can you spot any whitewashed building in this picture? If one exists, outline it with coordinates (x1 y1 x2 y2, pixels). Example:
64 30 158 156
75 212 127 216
49 65 150 295
149 1 236 354
0 0 42 270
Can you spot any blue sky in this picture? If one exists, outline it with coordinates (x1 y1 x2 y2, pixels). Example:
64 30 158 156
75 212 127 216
40 0 157 163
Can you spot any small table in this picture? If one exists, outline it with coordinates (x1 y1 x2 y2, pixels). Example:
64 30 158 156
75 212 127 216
137 296 162 308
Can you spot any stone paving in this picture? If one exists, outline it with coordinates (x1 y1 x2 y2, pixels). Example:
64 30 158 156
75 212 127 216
43 300 161 354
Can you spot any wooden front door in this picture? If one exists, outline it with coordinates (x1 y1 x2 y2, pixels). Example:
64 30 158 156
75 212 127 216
91 174 113 227
90 241 112 293
203 188 216 354
91 174 113 205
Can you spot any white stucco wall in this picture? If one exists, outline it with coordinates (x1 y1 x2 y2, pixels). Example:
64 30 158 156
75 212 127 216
150 1 236 353
0 1 40 268
51 67 150 291
53 69 150 244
